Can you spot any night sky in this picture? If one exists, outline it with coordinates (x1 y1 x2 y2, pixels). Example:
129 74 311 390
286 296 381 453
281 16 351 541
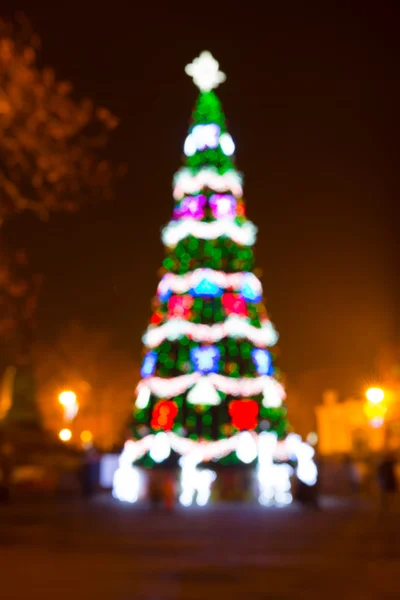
3 2 399 408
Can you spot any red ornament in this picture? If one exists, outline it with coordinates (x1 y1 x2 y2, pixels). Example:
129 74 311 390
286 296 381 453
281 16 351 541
151 400 178 431
222 293 248 317
168 295 193 318
236 202 246 217
150 311 163 325
229 399 259 431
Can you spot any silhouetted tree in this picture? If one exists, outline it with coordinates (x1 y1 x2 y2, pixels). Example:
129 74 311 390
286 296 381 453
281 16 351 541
0 14 120 363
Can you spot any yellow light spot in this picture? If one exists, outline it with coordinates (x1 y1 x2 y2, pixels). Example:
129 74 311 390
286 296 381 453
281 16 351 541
80 430 93 443
59 390 77 406
366 387 384 404
59 428 72 442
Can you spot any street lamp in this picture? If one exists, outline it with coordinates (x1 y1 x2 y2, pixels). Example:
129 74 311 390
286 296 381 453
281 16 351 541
80 430 93 449
364 387 386 427
59 428 72 442
59 390 78 422
366 387 385 404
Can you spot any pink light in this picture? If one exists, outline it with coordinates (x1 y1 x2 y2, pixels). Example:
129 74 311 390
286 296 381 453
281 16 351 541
174 195 206 220
209 194 237 219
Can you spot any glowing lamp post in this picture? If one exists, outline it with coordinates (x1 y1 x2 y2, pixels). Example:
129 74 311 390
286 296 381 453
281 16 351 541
59 428 72 442
80 430 93 449
59 390 78 422
364 387 387 428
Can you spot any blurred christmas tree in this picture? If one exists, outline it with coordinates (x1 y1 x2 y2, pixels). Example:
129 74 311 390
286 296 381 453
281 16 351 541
134 52 288 466
113 53 318 508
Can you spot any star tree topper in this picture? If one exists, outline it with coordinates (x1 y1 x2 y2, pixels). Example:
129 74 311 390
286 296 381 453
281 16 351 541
185 51 226 92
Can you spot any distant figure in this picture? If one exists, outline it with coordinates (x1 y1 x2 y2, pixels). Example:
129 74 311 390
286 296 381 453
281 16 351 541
80 448 99 498
148 472 163 509
162 473 176 511
0 442 14 504
377 452 398 513
350 458 371 497
295 477 320 510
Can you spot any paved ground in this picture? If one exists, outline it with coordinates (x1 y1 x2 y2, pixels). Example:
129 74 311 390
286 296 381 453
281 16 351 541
0 495 399 600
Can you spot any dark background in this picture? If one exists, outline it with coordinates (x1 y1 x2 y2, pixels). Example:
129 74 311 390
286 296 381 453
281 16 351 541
3 1 399 409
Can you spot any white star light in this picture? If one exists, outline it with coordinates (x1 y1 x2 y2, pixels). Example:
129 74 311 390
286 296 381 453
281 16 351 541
185 51 226 92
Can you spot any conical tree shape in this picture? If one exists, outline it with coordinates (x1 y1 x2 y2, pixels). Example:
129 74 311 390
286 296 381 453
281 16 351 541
133 52 288 467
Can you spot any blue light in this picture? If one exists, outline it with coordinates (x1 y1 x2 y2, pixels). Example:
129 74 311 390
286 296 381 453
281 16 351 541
241 274 262 303
190 346 220 374
157 278 171 302
251 348 273 375
192 278 221 297
141 351 158 378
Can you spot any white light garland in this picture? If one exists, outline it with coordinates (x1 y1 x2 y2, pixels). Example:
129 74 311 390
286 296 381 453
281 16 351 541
262 378 286 408
142 316 279 348
136 385 151 409
158 269 262 298
183 125 236 158
187 376 221 405
162 218 256 247
219 133 235 156
173 168 243 200
136 373 285 400
184 124 220 155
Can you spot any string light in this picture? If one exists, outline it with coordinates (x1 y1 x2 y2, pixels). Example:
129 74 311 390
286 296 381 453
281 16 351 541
241 273 262 302
136 373 283 399
143 317 279 348
183 135 197 157
157 269 262 300
192 277 221 297
173 168 243 200
162 217 257 247
219 133 235 156
184 124 220 154
187 376 221 405
262 377 286 407
135 385 151 409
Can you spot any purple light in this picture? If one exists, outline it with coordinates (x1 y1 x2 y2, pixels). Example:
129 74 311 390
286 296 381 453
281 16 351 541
174 195 206 220
209 194 237 219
